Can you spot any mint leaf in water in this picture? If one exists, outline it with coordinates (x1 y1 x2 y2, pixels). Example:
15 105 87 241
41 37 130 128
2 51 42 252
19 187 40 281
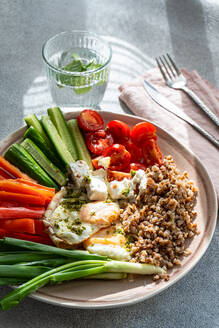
57 53 105 95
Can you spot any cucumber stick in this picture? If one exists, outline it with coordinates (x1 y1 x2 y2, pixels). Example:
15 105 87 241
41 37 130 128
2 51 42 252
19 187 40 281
24 114 52 147
21 139 67 186
48 107 78 161
41 115 75 166
67 119 93 170
4 144 58 189
23 126 65 172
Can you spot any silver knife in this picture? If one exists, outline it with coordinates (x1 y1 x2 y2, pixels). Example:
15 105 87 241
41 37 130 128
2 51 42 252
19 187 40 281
143 80 219 149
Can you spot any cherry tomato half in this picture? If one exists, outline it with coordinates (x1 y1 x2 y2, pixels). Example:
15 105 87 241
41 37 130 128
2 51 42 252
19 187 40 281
130 162 147 171
123 141 142 163
122 162 147 173
78 109 104 132
131 122 157 146
85 130 114 155
142 139 163 167
106 120 130 143
92 156 104 169
103 144 131 171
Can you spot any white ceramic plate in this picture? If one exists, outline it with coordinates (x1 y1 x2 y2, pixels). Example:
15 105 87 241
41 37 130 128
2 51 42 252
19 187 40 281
0 110 217 309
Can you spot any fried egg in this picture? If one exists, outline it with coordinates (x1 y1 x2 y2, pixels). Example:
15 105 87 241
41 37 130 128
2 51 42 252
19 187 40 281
44 195 120 249
83 223 131 261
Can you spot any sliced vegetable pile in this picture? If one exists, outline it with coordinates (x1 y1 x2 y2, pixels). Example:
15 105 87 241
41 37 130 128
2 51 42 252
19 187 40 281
0 237 164 310
77 109 163 174
0 107 165 310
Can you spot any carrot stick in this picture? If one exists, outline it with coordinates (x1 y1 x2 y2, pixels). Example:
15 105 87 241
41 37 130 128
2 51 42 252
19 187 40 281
0 207 45 219
0 191 45 206
16 179 55 199
0 156 33 181
0 167 15 179
0 180 53 201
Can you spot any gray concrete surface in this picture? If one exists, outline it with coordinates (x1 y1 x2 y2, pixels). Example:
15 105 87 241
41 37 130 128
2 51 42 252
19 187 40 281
0 0 218 327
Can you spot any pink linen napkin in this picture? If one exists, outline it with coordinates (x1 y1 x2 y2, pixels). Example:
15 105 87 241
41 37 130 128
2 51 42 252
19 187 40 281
119 68 219 198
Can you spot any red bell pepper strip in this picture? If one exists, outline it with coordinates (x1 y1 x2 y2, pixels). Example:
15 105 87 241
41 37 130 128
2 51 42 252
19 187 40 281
0 230 53 245
0 191 46 206
0 219 35 234
0 207 45 219
0 156 34 181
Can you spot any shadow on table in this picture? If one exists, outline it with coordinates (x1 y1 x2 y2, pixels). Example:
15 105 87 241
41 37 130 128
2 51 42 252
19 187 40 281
165 0 215 85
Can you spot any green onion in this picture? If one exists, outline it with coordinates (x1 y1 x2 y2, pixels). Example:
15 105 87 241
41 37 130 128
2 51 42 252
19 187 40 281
0 278 27 286
2 237 107 260
0 253 61 265
0 265 51 278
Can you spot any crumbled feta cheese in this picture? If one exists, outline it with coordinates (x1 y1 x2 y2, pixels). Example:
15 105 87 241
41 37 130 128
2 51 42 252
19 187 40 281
97 156 111 169
92 168 107 181
139 174 148 194
86 177 108 201
108 178 131 199
130 169 145 191
70 160 90 188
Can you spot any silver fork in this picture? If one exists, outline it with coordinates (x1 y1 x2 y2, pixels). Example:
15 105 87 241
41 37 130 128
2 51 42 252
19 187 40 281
156 54 219 127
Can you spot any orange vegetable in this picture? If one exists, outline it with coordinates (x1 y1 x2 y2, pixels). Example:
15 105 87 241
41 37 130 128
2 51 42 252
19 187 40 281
0 167 15 179
0 191 45 206
16 178 55 199
0 180 54 202
0 218 35 234
0 156 33 181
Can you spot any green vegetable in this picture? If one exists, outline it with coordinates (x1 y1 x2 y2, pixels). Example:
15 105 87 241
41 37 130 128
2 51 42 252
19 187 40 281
41 115 75 167
0 238 165 311
24 114 52 147
0 265 50 278
0 278 27 286
0 253 59 265
67 119 93 170
21 138 67 187
47 107 78 160
80 273 127 280
4 144 58 189
1 238 107 260
23 126 65 171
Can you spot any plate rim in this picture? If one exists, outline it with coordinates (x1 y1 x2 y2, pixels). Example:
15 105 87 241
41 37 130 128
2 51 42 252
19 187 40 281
0 109 217 309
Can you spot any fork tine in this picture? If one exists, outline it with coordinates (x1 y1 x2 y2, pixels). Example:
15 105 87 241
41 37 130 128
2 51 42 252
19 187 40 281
167 53 181 76
162 55 176 77
156 57 168 82
159 56 172 79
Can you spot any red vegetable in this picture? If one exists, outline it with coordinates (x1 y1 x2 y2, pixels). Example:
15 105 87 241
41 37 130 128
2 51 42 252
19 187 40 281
107 170 131 182
85 130 114 155
106 120 130 143
0 231 53 245
142 139 163 166
78 109 104 132
103 144 131 171
123 141 142 163
0 156 33 181
131 122 157 146
91 156 103 170
129 162 147 171
0 219 36 234
0 207 45 219
0 191 46 206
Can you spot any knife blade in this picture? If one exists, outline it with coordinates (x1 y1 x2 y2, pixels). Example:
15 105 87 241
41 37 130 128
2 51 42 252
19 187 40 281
143 80 219 149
